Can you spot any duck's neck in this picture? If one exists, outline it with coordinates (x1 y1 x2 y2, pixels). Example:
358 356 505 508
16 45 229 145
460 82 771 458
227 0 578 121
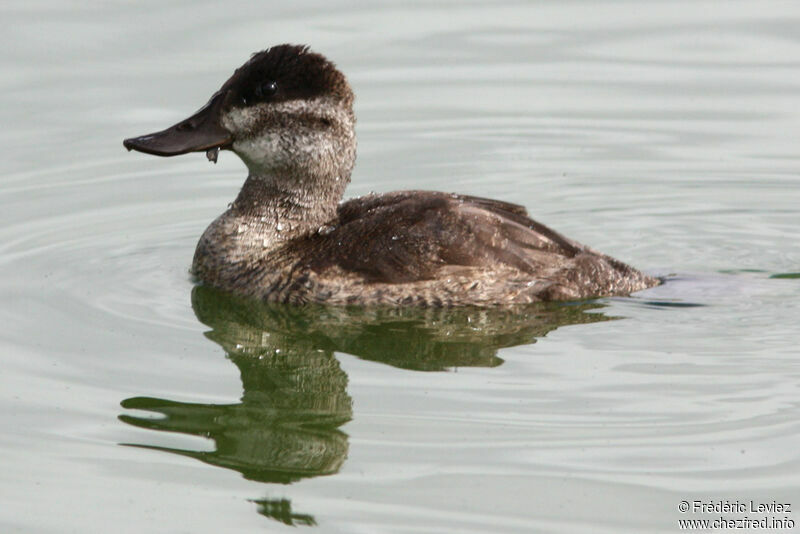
192 165 352 291
230 170 349 238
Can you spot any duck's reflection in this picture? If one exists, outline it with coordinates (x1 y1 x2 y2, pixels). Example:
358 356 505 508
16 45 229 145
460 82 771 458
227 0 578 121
119 286 612 524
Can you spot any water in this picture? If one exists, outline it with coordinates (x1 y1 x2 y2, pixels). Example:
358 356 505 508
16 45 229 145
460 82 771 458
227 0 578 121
1 1 799 532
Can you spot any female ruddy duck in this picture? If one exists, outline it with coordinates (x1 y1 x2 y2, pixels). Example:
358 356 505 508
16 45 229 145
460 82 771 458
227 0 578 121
124 44 658 307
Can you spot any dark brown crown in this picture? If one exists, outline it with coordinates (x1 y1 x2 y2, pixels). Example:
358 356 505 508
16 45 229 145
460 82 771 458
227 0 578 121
221 44 353 107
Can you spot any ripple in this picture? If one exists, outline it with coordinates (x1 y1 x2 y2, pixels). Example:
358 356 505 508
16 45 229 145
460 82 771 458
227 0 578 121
0 168 220 333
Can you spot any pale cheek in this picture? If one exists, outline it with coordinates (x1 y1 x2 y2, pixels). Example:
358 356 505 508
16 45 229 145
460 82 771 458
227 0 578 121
223 99 352 171
233 136 287 170
234 132 338 172
222 106 260 132
296 131 335 160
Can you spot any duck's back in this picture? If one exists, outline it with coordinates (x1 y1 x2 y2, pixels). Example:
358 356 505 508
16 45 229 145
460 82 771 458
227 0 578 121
243 190 659 306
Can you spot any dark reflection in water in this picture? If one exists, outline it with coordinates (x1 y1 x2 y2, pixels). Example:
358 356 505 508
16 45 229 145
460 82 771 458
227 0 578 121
251 497 317 527
120 286 613 525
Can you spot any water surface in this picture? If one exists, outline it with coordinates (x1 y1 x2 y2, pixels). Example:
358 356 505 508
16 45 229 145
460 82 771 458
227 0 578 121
1 1 799 532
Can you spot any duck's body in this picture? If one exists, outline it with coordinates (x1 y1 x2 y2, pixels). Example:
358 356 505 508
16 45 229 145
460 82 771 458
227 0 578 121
125 45 658 307
193 187 655 306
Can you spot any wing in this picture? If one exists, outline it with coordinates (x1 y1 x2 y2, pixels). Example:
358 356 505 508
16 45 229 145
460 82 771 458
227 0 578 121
306 191 586 284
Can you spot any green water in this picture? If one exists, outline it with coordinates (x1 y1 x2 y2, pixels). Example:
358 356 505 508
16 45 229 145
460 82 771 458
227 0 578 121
1 1 799 532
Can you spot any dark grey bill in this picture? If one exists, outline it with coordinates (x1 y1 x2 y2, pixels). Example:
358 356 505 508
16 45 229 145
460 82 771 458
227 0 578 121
123 91 232 158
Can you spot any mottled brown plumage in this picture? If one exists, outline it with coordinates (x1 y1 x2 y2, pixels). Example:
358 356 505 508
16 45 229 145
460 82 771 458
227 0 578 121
124 44 659 307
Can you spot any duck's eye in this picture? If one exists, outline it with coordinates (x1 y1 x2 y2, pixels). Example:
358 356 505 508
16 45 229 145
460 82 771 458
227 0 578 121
255 81 278 99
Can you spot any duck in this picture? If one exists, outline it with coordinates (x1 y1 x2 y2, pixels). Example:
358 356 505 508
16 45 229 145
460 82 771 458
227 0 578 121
123 44 659 307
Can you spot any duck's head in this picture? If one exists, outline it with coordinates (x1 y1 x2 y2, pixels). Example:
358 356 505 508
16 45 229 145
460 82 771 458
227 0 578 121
124 44 356 181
